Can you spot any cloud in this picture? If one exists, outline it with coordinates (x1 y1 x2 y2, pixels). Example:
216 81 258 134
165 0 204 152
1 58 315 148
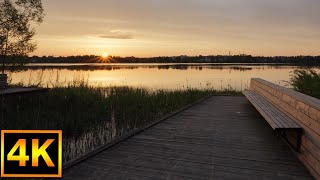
97 30 133 40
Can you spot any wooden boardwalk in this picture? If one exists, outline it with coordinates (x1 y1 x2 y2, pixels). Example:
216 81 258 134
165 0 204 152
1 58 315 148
0 87 49 96
63 96 313 180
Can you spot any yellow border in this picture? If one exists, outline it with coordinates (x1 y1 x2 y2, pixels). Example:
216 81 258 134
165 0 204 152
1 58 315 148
1 130 62 178
1 131 5 178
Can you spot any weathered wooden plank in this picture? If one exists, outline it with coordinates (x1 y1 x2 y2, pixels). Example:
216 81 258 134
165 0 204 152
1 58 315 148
243 90 290 129
249 78 320 178
251 83 320 146
251 82 320 132
253 78 320 122
0 87 49 96
252 85 300 128
253 78 320 109
62 97 312 179
287 134 320 176
105 142 302 166
215 166 313 180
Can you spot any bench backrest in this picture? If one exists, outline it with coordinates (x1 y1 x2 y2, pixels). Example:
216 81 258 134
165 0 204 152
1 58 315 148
249 78 320 179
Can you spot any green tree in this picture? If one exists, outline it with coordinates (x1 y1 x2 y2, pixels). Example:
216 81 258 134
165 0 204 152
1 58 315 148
0 0 44 73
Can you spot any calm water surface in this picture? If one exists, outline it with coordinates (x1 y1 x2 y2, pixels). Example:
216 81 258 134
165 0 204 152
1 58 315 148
8 63 320 91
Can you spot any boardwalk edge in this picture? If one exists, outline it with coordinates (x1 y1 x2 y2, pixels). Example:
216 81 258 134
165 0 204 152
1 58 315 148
62 94 216 171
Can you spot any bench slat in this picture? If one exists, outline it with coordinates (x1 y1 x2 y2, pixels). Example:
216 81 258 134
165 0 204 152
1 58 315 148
250 87 296 128
243 90 301 130
244 90 284 129
255 99 288 128
246 89 300 128
250 83 302 128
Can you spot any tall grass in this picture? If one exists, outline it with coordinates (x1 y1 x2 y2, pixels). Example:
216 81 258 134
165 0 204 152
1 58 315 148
289 69 320 99
1 80 239 161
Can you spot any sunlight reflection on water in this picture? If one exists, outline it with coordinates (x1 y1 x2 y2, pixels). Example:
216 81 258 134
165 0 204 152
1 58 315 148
7 63 320 162
9 64 319 91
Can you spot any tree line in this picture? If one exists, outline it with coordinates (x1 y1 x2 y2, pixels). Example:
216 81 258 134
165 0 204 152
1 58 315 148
12 55 320 66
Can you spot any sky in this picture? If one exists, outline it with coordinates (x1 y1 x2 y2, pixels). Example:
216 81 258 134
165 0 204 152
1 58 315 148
32 0 320 57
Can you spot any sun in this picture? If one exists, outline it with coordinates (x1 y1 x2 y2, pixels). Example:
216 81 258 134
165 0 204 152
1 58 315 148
101 52 108 58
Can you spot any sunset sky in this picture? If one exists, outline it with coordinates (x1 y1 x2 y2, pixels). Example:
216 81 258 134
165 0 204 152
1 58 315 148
33 0 320 57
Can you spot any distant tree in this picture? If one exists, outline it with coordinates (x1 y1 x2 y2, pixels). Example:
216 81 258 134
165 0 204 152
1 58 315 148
0 0 44 73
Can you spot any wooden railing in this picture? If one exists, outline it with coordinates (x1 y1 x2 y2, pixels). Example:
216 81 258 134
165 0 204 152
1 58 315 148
250 78 320 179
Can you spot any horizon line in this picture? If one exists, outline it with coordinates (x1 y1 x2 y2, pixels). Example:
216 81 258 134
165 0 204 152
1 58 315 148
28 54 320 58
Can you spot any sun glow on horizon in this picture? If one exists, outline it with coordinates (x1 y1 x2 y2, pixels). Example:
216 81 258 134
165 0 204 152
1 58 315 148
101 52 109 58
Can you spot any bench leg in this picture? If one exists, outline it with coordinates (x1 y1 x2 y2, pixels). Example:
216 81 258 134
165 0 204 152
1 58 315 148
281 129 302 152
296 129 302 152
282 130 287 139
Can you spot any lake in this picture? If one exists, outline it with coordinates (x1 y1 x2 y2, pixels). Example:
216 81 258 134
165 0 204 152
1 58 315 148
7 63 320 91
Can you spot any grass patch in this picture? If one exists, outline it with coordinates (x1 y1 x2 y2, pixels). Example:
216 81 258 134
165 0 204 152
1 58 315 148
1 82 239 162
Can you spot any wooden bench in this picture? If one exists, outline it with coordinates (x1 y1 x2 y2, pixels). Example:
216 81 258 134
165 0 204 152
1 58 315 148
242 78 320 179
243 80 302 152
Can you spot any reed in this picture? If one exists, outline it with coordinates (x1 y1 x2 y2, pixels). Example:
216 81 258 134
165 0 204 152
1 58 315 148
1 81 239 161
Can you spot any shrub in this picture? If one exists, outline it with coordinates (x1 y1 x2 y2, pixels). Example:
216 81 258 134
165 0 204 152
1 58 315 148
289 69 320 99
